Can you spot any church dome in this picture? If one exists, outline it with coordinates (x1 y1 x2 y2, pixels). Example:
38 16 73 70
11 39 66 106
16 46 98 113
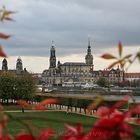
2 58 8 70
3 58 7 62
16 57 23 72
17 57 22 63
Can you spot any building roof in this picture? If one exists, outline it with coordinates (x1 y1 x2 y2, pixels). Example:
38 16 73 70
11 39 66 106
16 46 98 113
92 68 122 76
125 73 140 78
62 62 87 66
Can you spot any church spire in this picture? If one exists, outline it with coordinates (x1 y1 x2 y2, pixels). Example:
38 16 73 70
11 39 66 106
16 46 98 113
49 41 56 68
85 39 93 65
87 37 91 55
2 58 8 70
16 56 23 73
52 40 55 46
88 37 90 47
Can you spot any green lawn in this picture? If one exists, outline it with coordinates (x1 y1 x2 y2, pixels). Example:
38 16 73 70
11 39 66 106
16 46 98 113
3 105 29 111
4 111 97 136
4 111 140 138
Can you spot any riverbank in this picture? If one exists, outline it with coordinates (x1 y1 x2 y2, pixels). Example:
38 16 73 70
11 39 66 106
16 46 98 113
44 87 140 95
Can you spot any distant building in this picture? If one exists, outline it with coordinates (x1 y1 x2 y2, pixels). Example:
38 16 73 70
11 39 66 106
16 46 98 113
125 73 140 87
92 68 124 85
125 73 140 81
42 41 124 87
42 41 94 86
0 57 27 75
31 73 42 85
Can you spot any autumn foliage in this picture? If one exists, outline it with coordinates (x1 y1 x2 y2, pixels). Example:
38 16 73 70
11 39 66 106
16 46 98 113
0 6 15 57
17 98 58 111
101 42 140 70
1 97 140 140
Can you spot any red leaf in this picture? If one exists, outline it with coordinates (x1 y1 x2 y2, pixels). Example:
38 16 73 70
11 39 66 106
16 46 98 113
94 106 110 117
62 124 84 140
0 124 3 138
65 124 78 134
101 53 116 59
109 98 128 114
16 100 30 108
124 95 129 101
118 42 123 57
0 33 11 39
39 98 58 106
127 105 140 118
38 129 56 140
33 105 46 111
76 124 83 133
88 114 131 140
108 60 119 69
123 54 132 59
15 134 36 140
135 119 140 125
0 46 7 57
1 134 13 140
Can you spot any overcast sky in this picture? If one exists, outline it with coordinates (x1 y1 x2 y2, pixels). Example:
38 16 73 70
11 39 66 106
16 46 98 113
0 0 140 73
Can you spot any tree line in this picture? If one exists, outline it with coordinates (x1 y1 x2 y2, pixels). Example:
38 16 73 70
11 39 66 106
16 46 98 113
34 95 128 113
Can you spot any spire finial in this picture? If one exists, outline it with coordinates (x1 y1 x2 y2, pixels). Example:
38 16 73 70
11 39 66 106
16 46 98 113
87 35 91 47
52 40 55 46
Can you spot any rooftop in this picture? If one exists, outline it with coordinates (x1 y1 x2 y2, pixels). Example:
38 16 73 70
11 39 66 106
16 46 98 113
62 62 87 66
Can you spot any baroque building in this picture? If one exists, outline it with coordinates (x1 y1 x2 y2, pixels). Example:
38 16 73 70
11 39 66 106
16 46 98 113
42 41 94 86
42 41 125 87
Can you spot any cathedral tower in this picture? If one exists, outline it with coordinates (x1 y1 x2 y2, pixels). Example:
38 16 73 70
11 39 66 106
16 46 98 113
85 39 93 65
49 41 56 68
2 58 8 70
16 57 23 73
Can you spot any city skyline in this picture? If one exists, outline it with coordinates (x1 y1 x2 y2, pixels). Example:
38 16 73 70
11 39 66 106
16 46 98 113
0 0 140 72
0 44 140 73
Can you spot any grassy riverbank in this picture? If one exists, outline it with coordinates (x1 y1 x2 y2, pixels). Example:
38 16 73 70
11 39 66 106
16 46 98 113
5 111 97 136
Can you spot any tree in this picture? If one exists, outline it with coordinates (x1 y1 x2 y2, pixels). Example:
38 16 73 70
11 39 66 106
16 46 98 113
96 77 108 87
14 74 36 101
0 71 15 103
0 72 36 104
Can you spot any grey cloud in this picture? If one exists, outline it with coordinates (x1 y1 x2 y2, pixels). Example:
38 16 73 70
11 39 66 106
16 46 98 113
1 0 140 57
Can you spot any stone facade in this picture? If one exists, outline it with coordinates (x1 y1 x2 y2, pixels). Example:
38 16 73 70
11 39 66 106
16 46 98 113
125 73 140 87
42 42 94 86
42 42 124 87
92 68 124 85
